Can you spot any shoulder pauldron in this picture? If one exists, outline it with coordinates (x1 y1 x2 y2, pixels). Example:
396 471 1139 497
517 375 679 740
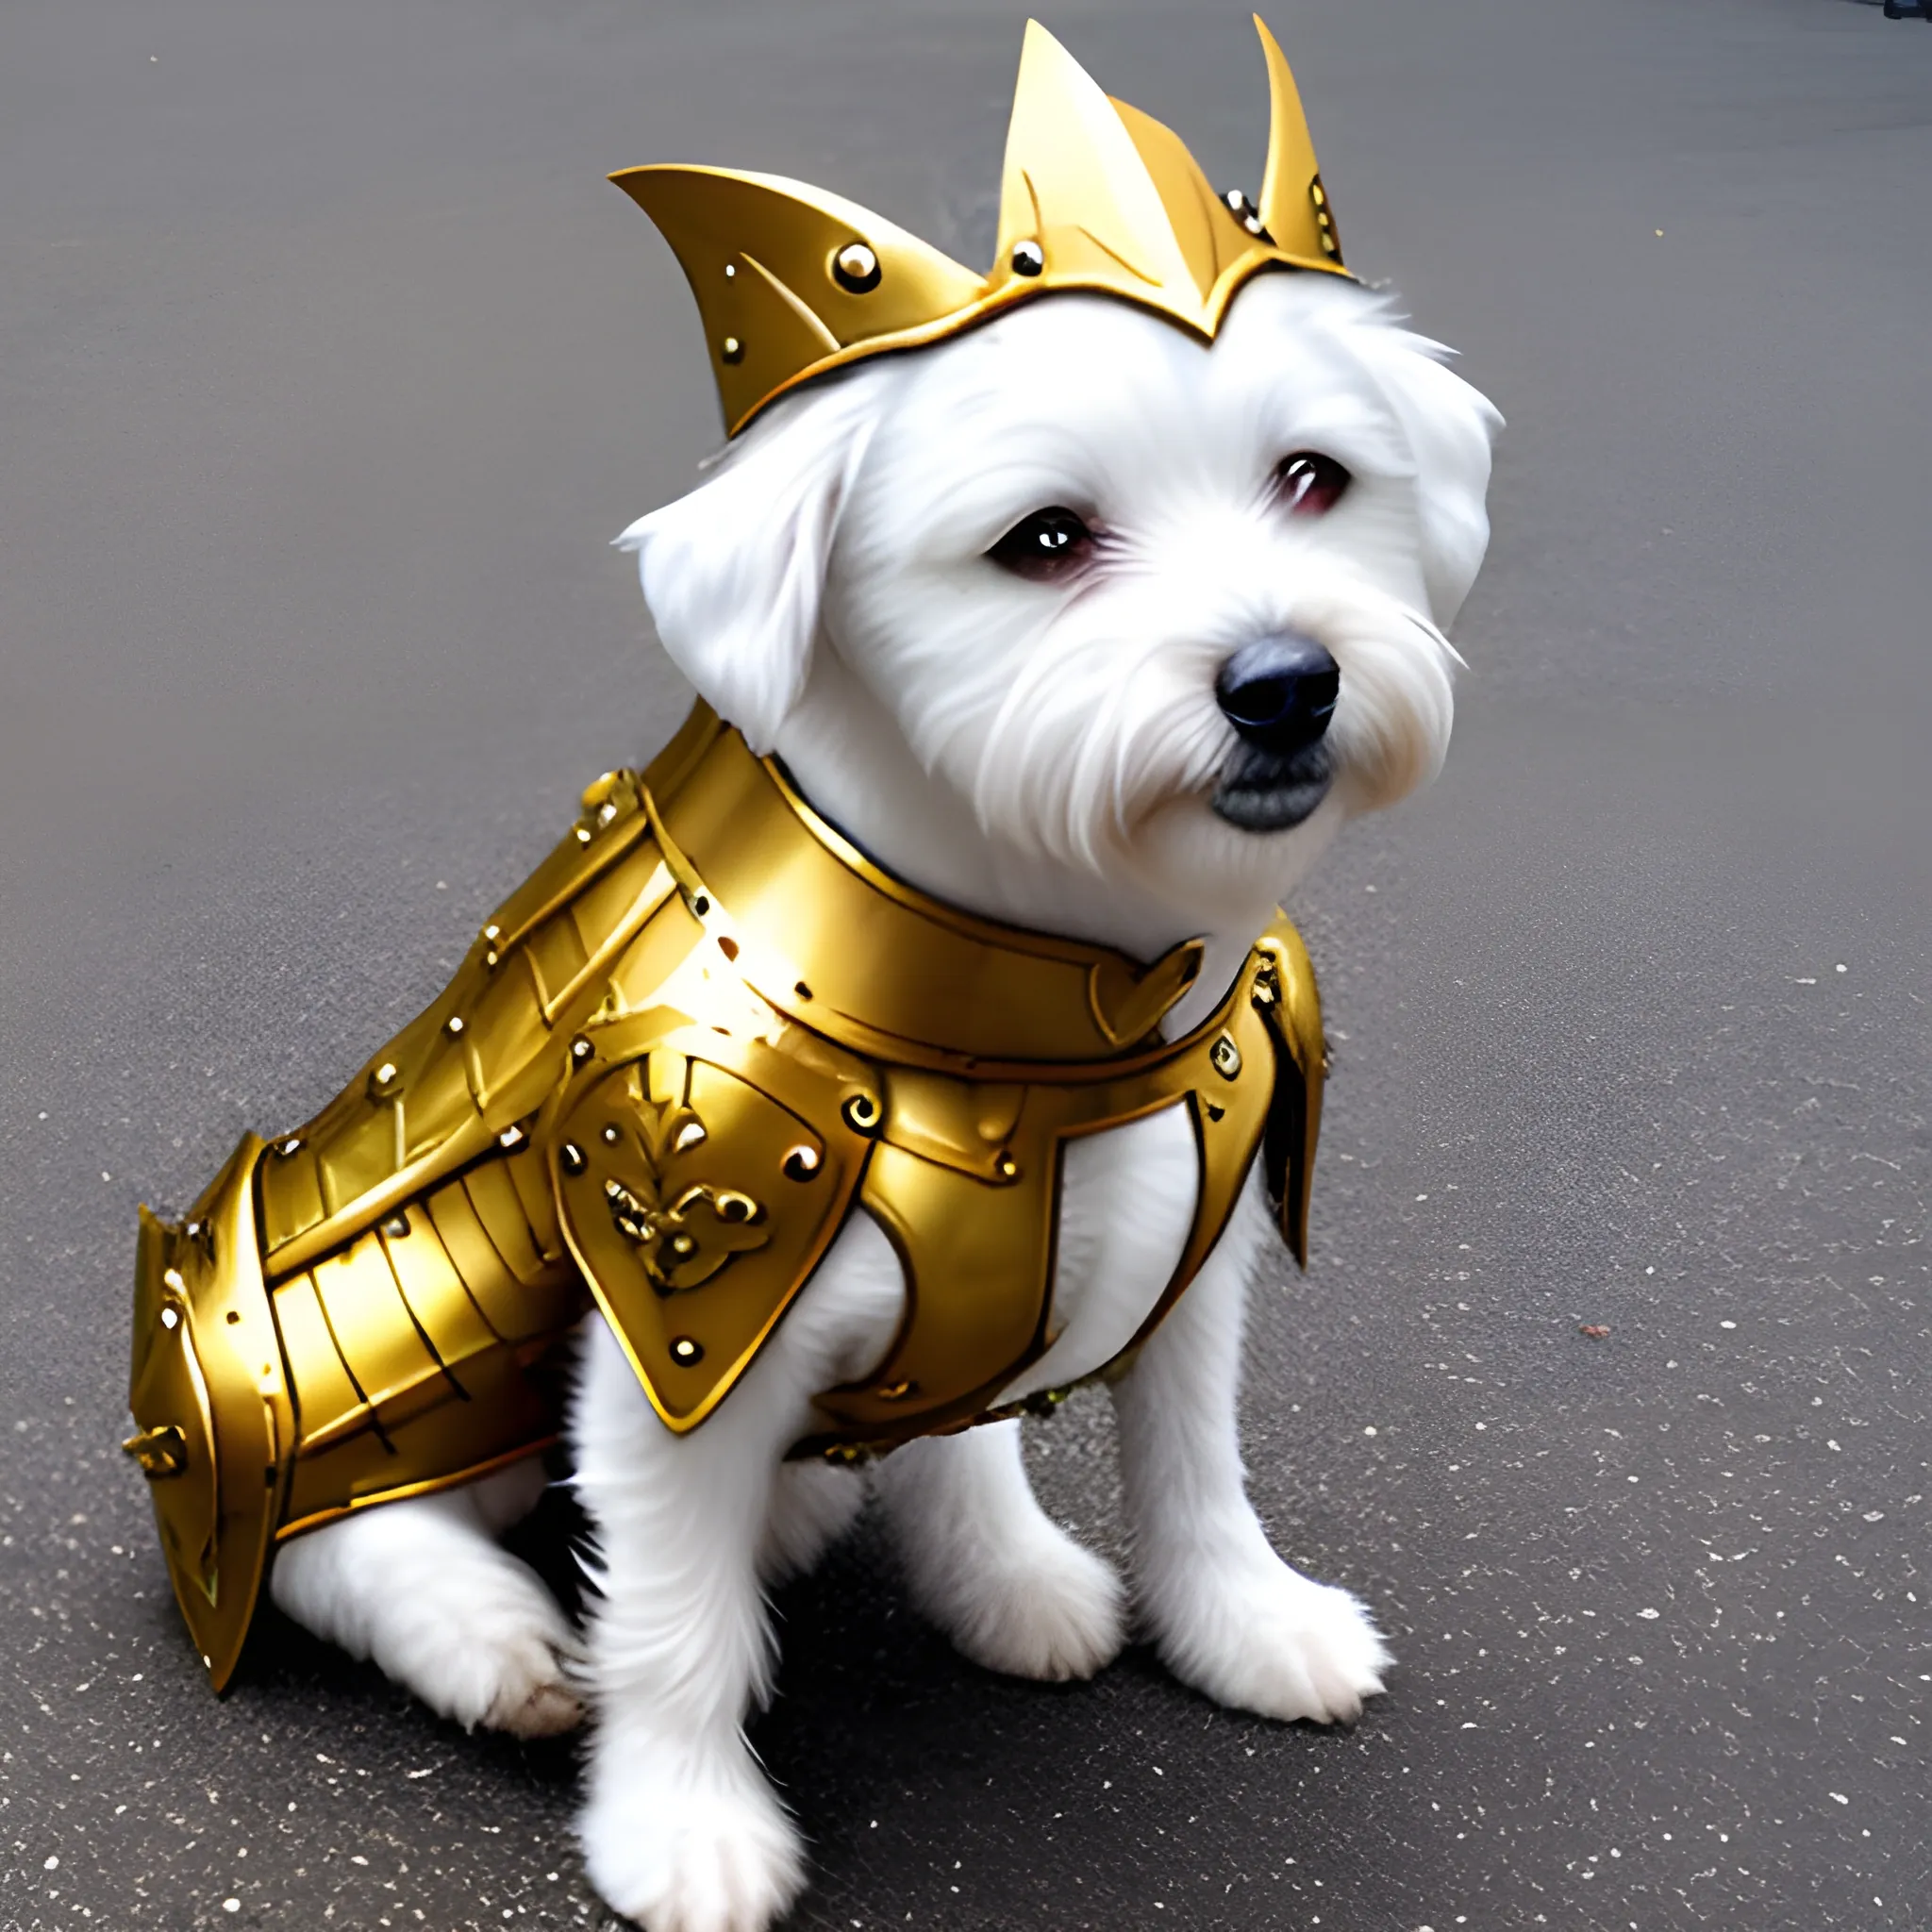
125 706 1324 1688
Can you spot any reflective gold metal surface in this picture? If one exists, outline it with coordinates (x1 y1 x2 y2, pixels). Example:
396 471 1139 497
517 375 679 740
548 1015 877 1431
127 702 1324 1681
644 714 1209 1067
612 16 1352 437
127 1137 288 1691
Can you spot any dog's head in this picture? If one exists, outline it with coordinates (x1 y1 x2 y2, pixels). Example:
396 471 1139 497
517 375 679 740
621 272 1498 932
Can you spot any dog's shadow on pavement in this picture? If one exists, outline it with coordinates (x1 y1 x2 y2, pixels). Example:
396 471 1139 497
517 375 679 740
240 1470 1240 1925
237 1462 1387 1931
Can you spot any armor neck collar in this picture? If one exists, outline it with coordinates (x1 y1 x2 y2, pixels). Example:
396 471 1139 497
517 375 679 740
643 704 1209 1069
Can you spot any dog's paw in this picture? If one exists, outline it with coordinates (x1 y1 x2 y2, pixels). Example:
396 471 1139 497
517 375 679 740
479 1632 585 1738
405 1580 583 1738
581 1770 805 1932
1158 1558 1391 1725
274 1505 586 1738
928 1525 1127 1683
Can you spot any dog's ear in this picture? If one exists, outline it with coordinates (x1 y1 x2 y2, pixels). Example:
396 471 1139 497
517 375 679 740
1360 335 1502 630
615 377 880 751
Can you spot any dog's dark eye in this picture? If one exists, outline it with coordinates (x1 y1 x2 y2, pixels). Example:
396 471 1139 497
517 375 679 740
1275 452 1350 517
988 506 1093 578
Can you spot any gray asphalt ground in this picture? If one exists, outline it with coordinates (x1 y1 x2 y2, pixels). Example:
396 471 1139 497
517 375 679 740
4 1 1930 1927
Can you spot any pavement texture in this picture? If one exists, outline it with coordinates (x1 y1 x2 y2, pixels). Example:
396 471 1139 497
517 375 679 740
3 1 1930 1927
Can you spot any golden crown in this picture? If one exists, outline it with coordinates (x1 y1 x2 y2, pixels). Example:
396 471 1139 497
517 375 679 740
612 16 1351 438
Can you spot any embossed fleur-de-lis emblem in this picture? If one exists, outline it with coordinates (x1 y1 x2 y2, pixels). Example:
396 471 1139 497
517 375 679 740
602 1091 770 1296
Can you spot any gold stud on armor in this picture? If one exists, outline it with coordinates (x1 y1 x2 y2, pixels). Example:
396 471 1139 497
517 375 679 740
122 1424 186 1476
832 242 881 293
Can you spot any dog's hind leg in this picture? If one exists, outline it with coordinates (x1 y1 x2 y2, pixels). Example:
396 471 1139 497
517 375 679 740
571 1216 903 1932
874 1420 1126 1681
269 1455 583 1737
1108 1173 1392 1725
758 1457 865 1586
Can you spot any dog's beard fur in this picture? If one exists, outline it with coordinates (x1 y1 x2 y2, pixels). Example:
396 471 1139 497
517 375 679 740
622 274 1498 943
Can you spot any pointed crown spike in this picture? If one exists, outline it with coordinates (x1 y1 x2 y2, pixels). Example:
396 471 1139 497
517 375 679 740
611 16 1352 437
1255 15 1342 269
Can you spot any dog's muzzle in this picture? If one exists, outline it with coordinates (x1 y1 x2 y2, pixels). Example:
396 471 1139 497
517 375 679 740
1211 631 1339 831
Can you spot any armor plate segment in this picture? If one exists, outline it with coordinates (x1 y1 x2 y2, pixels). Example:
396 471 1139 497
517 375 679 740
126 1136 289 1691
807 931 1302 1451
550 1015 876 1429
1254 923 1325 1266
254 771 676 1280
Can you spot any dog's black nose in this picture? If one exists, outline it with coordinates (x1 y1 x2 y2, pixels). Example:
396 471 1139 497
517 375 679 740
1215 633 1341 758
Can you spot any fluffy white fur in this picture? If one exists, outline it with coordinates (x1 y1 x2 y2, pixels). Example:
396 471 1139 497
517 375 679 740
270 271 1498 1932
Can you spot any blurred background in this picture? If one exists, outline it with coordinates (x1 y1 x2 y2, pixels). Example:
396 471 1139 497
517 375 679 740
2 1 1928 1925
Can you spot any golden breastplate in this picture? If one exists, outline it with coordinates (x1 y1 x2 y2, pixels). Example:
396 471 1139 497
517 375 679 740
125 706 1325 1690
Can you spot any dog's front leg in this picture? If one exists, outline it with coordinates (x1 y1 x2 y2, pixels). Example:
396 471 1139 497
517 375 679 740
269 1456 582 1737
571 1218 900 1932
1108 1174 1391 1725
573 1318 804 1932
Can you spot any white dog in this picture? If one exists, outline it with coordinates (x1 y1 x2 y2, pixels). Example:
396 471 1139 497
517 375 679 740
270 269 1498 1930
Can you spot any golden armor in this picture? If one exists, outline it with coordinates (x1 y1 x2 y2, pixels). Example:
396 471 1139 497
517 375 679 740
128 708 1324 1689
